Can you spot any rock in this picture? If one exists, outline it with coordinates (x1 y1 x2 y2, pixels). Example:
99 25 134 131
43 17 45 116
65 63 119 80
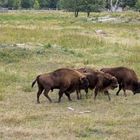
95 30 107 35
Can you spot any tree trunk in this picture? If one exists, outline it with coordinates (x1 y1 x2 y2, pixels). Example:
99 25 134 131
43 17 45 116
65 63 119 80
75 11 77 17
110 0 120 12
114 0 120 11
74 0 78 17
76 11 79 17
110 0 113 12
75 10 79 17
87 11 90 17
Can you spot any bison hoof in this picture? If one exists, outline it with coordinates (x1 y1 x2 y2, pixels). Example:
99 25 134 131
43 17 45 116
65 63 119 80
37 102 40 104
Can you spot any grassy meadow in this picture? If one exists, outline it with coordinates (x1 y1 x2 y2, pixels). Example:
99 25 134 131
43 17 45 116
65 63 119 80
0 11 140 140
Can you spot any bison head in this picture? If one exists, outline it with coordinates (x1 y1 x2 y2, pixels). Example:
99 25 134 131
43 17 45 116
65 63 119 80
102 73 118 90
110 76 118 89
133 81 140 94
79 77 89 89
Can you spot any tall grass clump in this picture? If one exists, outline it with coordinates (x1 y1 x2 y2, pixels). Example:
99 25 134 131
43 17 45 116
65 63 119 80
43 43 52 49
0 47 32 63
0 91 4 101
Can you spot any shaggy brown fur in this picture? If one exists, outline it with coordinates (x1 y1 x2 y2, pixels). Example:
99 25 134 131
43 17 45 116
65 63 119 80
101 66 140 96
32 68 89 103
77 68 118 100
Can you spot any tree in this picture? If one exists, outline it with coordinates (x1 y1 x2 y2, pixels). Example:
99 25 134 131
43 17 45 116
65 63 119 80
120 0 137 9
15 0 21 9
124 0 136 8
8 0 21 9
60 0 81 17
38 0 48 8
33 0 40 9
60 0 86 17
47 0 58 9
135 0 140 11
109 0 120 12
0 0 8 7
21 0 33 9
60 0 106 17
74 0 81 17
8 0 15 9
83 0 106 17
107 0 137 11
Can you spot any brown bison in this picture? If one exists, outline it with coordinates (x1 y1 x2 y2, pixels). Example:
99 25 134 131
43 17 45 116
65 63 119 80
101 66 140 96
77 68 118 100
32 68 89 103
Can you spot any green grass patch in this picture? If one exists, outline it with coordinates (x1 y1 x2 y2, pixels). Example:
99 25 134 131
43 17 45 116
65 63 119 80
0 46 32 63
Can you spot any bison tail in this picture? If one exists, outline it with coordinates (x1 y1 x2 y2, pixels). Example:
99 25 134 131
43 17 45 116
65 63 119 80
32 75 40 88
32 79 37 88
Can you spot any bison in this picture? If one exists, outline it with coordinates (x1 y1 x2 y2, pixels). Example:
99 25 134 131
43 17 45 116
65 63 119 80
32 68 89 103
101 66 140 96
77 67 118 100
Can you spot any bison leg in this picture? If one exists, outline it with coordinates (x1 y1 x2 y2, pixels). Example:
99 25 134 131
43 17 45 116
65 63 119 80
37 87 43 104
79 91 82 99
85 88 88 99
58 86 69 102
65 92 72 101
94 88 99 100
58 90 64 103
43 89 52 103
116 84 122 96
104 91 111 101
76 90 80 100
123 88 127 97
